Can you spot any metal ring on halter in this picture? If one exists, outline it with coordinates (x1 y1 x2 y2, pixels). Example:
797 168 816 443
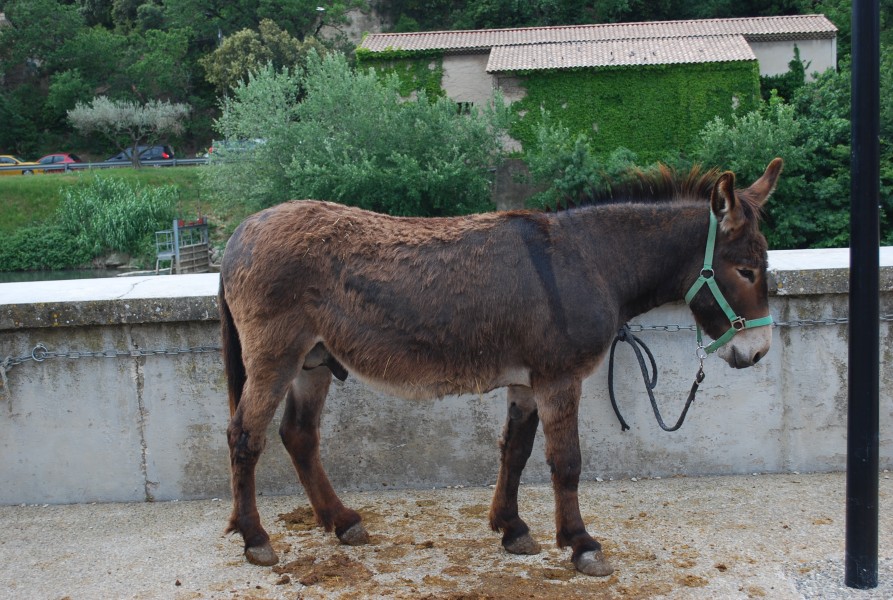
696 346 709 361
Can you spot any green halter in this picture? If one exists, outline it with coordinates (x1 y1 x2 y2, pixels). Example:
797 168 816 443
684 211 774 355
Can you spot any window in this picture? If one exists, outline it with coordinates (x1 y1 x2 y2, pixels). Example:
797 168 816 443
457 102 474 114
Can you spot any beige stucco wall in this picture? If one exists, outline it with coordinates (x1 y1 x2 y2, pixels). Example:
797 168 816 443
441 53 495 105
749 38 838 80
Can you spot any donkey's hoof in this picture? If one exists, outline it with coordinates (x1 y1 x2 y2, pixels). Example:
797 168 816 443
504 533 541 555
574 550 614 577
338 522 369 546
245 543 279 566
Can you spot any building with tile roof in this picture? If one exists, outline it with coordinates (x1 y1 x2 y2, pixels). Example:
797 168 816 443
357 14 837 162
359 15 836 76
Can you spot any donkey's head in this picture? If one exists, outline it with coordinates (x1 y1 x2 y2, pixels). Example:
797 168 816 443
686 158 783 369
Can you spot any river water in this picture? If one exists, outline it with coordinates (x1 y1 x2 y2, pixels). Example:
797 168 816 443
0 269 143 284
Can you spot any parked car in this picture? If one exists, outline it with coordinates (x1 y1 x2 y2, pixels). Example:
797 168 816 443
106 145 176 163
207 138 265 157
0 155 40 176
37 153 83 173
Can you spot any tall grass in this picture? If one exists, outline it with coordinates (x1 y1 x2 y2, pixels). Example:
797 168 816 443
0 168 212 271
57 177 179 259
0 168 207 234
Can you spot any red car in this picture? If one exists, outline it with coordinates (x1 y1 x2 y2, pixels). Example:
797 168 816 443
37 153 83 173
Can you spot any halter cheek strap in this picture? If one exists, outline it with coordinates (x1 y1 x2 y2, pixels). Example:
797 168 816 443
683 211 773 354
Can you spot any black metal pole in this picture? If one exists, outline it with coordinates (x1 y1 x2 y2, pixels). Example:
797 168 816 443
846 0 880 589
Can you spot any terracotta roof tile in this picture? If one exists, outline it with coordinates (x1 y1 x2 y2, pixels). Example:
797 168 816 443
486 35 756 72
359 14 837 54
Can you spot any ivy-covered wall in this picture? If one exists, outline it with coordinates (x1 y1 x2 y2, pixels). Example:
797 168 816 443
509 61 762 161
356 50 446 99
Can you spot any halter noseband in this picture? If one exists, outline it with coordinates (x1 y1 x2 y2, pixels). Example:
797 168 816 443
684 211 773 355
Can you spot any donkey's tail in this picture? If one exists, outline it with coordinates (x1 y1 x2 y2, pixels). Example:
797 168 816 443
219 277 246 417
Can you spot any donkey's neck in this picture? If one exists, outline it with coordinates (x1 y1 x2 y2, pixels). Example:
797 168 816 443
554 202 710 322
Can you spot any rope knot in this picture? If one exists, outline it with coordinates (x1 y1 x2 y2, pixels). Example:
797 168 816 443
615 324 632 343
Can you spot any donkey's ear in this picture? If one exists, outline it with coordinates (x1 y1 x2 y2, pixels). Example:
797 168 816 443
745 157 784 207
710 171 745 232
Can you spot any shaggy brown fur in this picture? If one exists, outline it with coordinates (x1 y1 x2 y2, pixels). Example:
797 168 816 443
219 159 783 575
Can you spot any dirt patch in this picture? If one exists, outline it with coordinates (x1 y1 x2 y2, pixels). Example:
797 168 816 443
676 573 709 587
458 504 489 519
277 506 318 532
273 552 373 587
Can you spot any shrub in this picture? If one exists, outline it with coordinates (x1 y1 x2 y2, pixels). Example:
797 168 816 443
524 113 641 208
56 176 178 262
0 224 92 271
203 52 510 217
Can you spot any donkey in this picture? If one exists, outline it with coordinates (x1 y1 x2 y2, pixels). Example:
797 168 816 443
219 158 783 576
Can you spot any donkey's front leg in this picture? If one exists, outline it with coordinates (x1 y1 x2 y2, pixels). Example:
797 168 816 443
536 377 614 577
489 385 541 555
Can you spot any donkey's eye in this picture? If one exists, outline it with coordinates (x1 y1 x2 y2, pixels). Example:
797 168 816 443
737 268 755 283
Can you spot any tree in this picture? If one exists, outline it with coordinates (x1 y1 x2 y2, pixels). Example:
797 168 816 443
0 0 84 74
203 52 510 216
199 19 326 93
163 0 357 48
760 45 808 101
125 29 192 103
68 96 190 167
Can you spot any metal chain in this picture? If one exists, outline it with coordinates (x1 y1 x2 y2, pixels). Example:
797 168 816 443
0 344 221 393
629 313 893 333
2 313 891 391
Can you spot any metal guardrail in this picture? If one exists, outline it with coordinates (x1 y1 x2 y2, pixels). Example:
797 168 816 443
0 157 208 174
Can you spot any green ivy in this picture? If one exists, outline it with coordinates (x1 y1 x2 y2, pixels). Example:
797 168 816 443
356 51 445 99
509 61 761 162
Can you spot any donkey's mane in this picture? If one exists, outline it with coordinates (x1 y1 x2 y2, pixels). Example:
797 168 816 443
546 163 764 221
549 164 718 211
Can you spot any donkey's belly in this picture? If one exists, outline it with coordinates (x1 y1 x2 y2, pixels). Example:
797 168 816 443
337 359 531 400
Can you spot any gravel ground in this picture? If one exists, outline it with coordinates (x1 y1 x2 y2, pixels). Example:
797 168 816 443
1 472 891 600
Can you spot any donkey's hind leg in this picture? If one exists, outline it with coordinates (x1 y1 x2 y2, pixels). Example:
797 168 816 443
489 385 542 555
227 371 292 566
279 366 369 546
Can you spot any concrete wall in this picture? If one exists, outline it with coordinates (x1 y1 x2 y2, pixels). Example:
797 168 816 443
1 248 891 505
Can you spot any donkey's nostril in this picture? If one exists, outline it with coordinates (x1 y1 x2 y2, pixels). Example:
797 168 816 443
752 351 763 364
